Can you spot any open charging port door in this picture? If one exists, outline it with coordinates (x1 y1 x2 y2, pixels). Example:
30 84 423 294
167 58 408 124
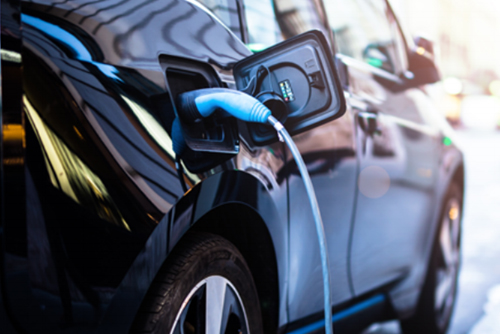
233 30 346 146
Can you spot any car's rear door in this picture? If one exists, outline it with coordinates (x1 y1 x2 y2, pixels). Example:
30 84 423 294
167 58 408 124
324 0 443 297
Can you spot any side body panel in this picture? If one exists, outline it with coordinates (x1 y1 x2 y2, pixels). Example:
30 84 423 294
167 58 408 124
2 0 289 332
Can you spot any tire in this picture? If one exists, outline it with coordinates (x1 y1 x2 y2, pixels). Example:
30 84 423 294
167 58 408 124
131 232 264 334
401 183 462 334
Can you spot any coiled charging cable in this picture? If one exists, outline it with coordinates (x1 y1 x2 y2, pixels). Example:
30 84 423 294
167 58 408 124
174 89 333 334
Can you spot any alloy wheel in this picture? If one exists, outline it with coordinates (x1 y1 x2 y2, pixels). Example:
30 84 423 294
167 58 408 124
170 275 250 334
435 197 461 328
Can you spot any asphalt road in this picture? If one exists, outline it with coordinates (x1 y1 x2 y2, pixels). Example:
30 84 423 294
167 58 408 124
364 127 500 334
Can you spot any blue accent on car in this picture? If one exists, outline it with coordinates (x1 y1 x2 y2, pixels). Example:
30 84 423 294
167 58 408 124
287 294 386 334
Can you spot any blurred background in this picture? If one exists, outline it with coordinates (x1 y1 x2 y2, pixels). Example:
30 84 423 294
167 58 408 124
366 1 500 333
396 0 500 130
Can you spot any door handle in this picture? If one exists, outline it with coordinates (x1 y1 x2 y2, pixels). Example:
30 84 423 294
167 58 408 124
357 111 381 136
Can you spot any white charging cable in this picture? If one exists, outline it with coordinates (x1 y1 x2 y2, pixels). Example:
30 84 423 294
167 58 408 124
268 115 333 334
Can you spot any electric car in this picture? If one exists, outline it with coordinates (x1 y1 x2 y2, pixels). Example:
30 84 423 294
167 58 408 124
0 0 464 333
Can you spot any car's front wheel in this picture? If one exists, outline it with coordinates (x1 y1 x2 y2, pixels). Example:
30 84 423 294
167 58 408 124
132 232 263 334
401 182 462 334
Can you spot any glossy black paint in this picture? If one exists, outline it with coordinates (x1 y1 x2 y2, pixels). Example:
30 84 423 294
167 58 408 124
0 0 464 333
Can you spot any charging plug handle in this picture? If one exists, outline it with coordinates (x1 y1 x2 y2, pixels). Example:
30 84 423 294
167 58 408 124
177 88 271 124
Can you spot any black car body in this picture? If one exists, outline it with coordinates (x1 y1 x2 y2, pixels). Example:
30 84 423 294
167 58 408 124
1 0 464 333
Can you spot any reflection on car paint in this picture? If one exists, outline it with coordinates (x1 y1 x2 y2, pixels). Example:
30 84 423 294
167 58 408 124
25 96 131 230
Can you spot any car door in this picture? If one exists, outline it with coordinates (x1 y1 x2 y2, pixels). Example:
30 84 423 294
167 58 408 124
240 0 357 322
324 0 443 296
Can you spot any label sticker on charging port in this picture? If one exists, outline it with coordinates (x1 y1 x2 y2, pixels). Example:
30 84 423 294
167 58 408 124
279 79 295 102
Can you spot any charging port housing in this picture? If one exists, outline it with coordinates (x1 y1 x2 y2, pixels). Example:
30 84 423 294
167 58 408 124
160 56 239 173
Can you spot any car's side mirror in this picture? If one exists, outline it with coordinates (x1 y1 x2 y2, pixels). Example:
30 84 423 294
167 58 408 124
234 30 346 146
406 36 441 86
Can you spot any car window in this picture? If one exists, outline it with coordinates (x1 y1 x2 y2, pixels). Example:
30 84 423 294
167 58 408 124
241 0 283 52
241 0 328 52
273 0 328 39
194 0 241 37
324 0 407 74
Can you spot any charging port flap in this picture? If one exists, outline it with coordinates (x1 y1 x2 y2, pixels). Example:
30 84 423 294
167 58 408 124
233 30 346 146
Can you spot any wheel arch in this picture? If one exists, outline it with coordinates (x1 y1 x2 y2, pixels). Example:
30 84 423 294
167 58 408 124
167 170 286 333
192 203 280 333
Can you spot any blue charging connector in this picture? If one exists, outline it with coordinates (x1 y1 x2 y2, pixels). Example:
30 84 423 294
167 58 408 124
173 88 334 334
177 88 271 123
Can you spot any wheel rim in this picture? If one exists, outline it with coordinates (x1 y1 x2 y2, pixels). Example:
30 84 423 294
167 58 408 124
435 197 461 328
170 275 250 334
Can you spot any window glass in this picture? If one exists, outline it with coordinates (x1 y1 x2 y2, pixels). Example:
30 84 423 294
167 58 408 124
242 0 283 51
242 0 328 52
195 0 241 37
324 0 406 73
389 10 409 71
273 0 328 39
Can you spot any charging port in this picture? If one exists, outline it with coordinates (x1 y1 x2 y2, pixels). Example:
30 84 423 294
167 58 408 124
160 56 239 173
